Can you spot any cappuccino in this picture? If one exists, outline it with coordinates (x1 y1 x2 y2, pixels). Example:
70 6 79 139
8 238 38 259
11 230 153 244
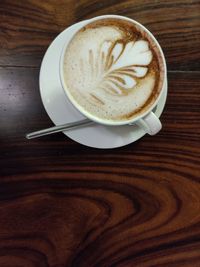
63 18 165 122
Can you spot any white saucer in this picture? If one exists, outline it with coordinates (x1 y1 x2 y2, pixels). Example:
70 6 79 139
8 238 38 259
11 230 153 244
39 20 167 149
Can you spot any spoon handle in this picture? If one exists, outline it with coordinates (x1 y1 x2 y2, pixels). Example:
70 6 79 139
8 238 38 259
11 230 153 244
26 119 92 139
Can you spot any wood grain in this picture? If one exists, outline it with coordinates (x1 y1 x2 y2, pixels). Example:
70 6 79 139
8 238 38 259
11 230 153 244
0 0 199 70
0 0 200 266
0 68 200 266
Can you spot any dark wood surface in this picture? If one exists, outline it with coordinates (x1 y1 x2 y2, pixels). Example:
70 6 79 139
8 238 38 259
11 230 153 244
0 0 200 266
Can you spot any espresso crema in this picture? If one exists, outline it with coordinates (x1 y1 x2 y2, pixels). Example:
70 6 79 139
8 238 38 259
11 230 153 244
63 18 165 122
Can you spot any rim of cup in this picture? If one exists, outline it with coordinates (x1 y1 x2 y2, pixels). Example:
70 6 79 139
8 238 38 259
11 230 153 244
59 14 167 126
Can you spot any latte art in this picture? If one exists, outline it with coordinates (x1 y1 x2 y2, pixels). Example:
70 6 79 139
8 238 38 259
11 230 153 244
63 18 164 122
85 39 152 97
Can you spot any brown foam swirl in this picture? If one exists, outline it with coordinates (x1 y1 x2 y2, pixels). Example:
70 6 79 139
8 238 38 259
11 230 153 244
96 40 152 97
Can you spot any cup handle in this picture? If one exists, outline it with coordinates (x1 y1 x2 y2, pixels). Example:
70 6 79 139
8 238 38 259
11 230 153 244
135 112 162 135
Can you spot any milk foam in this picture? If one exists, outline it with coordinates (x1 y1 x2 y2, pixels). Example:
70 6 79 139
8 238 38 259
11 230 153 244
63 19 162 122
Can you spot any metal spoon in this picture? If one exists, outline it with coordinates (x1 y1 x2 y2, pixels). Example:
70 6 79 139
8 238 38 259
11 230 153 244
26 118 93 139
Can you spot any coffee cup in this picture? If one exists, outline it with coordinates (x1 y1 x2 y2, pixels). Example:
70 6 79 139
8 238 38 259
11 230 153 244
60 15 167 135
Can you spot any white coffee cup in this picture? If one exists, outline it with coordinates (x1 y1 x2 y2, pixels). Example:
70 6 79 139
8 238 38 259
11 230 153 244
60 15 167 135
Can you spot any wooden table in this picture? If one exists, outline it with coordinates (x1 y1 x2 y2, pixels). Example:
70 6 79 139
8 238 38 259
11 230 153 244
0 1 200 266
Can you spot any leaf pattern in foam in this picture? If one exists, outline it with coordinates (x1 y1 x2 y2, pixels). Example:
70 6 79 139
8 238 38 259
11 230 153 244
93 39 153 95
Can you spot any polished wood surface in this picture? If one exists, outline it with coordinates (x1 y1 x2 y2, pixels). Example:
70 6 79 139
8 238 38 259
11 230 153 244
0 1 200 266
